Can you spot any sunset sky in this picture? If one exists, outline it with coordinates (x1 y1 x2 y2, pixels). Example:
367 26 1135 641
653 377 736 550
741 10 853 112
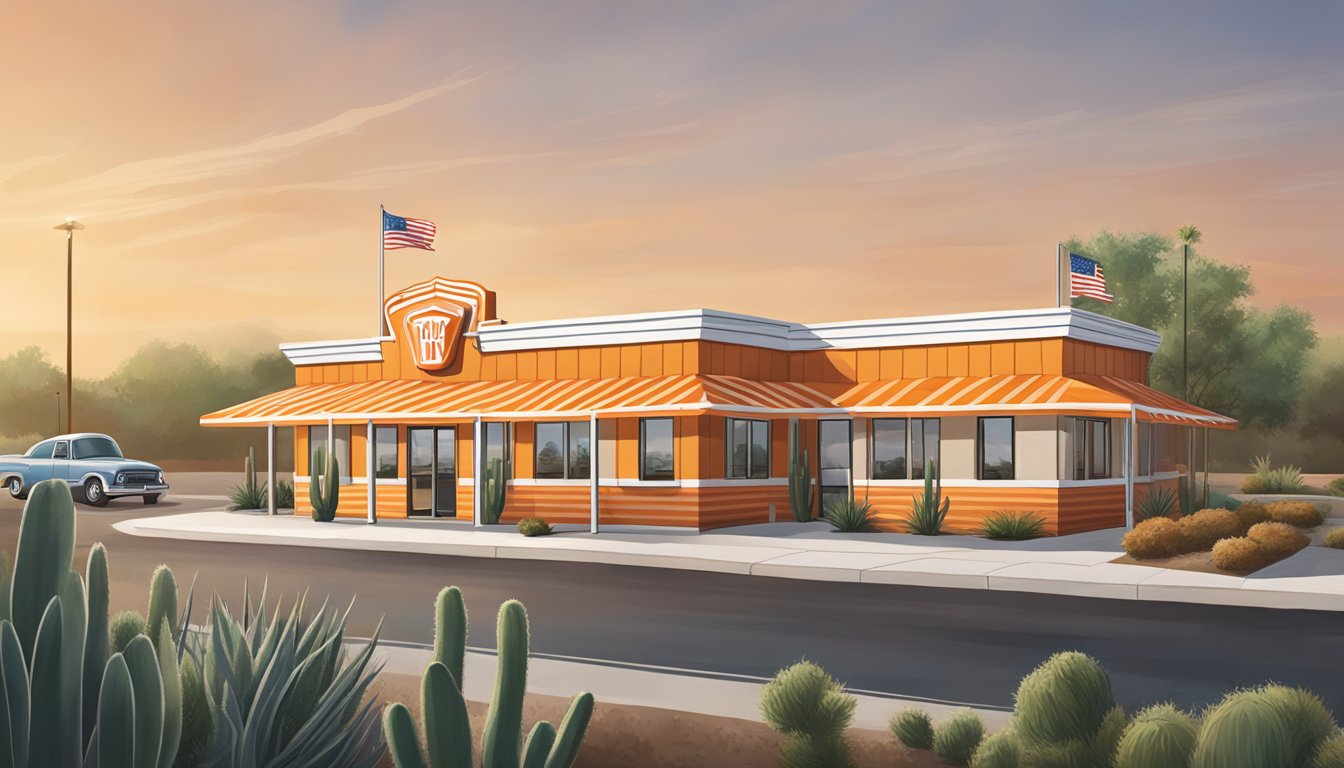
2 1 1340 375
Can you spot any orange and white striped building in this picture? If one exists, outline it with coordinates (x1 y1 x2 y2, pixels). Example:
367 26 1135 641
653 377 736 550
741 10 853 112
201 277 1235 535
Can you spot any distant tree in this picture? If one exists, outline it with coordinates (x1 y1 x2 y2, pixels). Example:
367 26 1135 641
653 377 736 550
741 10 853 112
1298 362 1344 449
1066 229 1316 430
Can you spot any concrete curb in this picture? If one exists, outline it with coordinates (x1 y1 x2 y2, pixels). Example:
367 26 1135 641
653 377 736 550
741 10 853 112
114 512 1344 612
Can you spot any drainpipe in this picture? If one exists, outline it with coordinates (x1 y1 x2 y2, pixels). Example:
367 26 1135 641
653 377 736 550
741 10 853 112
590 411 599 534
367 419 376 525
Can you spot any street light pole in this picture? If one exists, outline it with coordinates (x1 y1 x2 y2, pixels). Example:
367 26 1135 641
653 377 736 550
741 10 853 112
53 218 84 434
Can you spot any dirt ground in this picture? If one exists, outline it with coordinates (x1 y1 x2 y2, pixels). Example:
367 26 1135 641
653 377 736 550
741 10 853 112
372 672 950 768
1112 551 1248 575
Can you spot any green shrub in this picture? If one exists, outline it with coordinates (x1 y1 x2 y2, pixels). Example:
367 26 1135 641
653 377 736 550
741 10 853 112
518 516 554 536
905 459 950 535
759 661 856 768
275 478 295 509
980 511 1047 540
971 729 1021 768
824 494 877 533
1115 703 1198 768
1324 528 1344 549
1206 491 1242 511
1137 486 1178 521
1312 733 1344 768
1192 686 1334 768
934 710 985 767
1243 455 1306 494
1012 652 1124 765
109 609 146 654
1326 478 1344 498
890 708 934 750
1265 500 1324 528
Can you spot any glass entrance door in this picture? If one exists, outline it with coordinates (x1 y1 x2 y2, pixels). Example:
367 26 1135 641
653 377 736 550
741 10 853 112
409 427 457 517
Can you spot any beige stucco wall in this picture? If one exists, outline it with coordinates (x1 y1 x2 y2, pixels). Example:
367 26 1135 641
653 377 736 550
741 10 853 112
1015 415 1060 481
852 418 868 481
941 416 977 479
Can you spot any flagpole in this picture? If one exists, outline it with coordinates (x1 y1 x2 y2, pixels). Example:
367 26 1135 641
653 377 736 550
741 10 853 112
1056 243 1063 307
378 204 386 336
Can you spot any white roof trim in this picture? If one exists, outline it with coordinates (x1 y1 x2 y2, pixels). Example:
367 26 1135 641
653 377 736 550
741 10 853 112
278 306 1161 365
279 337 385 365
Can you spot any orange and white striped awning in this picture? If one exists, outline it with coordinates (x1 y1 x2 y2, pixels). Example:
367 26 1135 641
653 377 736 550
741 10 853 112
836 373 1236 428
200 374 842 426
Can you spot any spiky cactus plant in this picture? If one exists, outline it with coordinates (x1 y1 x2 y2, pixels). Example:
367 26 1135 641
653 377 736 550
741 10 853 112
310 445 341 522
788 420 814 522
905 459 950 535
483 458 507 525
383 589 595 768
146 564 179 649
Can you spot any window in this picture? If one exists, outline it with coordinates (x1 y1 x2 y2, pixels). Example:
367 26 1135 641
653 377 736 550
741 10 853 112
374 426 399 479
483 422 512 478
978 417 1014 480
871 418 908 480
73 437 122 459
1072 418 1111 480
639 418 675 481
26 441 54 460
52 441 69 460
726 418 769 479
910 418 941 479
308 425 351 476
535 422 590 480
818 419 852 511
1137 421 1152 477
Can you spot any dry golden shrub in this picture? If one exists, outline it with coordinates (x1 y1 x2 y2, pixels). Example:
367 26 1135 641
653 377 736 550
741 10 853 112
1123 517 1180 559
1264 500 1324 529
1247 521 1310 556
1177 509 1243 552
1211 537 1273 572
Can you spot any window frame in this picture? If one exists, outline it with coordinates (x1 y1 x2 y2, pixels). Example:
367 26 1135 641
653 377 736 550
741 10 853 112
977 416 1015 481
534 421 591 480
870 418 909 481
910 417 941 479
639 417 676 482
307 425 352 478
725 417 770 480
1073 417 1112 480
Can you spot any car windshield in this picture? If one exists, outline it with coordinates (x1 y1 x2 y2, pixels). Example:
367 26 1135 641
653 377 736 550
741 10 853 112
73 437 123 460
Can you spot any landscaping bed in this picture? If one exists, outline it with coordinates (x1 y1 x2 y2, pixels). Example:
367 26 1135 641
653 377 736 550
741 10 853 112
1115 500 1332 575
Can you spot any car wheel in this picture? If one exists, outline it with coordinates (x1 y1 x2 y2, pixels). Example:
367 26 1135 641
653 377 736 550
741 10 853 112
7 478 25 500
83 478 109 507
143 494 160 505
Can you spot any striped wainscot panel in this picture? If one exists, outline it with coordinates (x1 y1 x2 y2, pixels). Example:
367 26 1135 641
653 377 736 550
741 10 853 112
499 484 590 525
295 480 409 519
697 484 793 530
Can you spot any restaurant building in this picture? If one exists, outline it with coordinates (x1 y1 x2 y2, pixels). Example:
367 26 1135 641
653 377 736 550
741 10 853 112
201 277 1235 534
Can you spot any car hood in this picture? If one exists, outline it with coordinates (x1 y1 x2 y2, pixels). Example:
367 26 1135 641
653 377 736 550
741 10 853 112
114 460 163 472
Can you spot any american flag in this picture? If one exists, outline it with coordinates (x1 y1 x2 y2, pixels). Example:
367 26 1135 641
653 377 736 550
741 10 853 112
383 210 436 251
1070 253 1114 303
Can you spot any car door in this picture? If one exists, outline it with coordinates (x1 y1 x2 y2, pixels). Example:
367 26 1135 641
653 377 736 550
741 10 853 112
23 440 55 483
51 440 72 484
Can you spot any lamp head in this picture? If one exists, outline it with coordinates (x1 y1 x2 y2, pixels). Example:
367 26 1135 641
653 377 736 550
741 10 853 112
53 218 85 232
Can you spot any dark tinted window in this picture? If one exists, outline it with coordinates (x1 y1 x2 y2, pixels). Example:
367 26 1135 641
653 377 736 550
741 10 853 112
375 426 399 479
727 418 769 479
52 442 69 460
640 418 675 481
978 417 1015 480
73 437 122 460
567 421 590 480
535 423 566 479
910 418 940 479
26 441 54 459
871 419 907 480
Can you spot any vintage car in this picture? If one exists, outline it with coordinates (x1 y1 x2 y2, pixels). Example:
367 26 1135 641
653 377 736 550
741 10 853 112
0 433 169 506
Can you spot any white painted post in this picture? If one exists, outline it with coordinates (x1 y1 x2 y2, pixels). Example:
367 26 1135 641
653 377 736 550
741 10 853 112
473 416 483 527
1124 410 1136 529
367 419 376 525
266 423 276 516
590 412 599 534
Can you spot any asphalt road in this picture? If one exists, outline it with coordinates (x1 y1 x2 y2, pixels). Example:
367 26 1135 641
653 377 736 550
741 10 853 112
1 472 1340 714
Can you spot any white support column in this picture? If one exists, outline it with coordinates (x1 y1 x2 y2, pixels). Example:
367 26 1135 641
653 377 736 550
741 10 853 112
266 423 276 516
589 412 599 534
1124 410 1136 529
367 419 376 525
473 416 483 527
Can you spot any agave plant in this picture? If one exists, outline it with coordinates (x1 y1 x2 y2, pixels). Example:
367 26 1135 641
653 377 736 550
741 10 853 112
904 459 950 535
1136 486 1178 521
228 447 269 511
176 584 387 766
823 494 877 533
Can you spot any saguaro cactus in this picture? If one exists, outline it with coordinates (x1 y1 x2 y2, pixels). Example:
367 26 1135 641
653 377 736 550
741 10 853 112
11 479 76 657
383 591 595 768
83 544 110 748
310 446 341 522
146 564 179 649
788 420 814 522
434 586 468 687
483 458 507 525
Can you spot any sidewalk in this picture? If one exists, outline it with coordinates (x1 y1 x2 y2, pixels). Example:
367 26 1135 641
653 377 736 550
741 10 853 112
370 640 1012 731
115 511 1344 612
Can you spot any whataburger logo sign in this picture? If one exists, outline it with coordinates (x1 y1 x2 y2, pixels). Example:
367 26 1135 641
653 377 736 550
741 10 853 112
384 278 496 371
